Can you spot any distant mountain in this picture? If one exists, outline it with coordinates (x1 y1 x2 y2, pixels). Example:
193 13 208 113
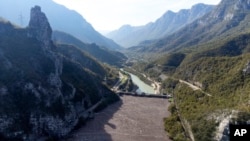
52 31 127 67
107 3 214 48
130 0 250 53
0 6 119 140
0 0 121 50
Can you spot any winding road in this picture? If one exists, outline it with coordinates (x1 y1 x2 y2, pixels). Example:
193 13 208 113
179 80 212 97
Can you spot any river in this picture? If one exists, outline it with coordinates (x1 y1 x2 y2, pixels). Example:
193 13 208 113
121 69 155 94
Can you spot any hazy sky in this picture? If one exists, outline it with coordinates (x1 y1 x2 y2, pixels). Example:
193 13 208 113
52 0 221 32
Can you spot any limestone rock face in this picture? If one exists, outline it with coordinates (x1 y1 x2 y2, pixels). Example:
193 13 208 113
28 6 52 46
0 0 122 50
0 6 119 141
209 0 250 21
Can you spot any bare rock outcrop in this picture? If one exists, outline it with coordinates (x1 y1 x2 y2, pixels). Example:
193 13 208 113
0 5 119 140
28 6 52 47
243 61 250 75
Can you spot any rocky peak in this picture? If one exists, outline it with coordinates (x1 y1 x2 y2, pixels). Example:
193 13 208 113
209 0 250 21
234 0 250 11
190 3 213 14
28 5 52 46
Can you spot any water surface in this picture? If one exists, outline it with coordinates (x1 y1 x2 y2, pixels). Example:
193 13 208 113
122 70 155 94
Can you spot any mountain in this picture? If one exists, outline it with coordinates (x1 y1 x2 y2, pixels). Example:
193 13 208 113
0 0 121 50
52 31 127 67
131 1 250 140
0 6 119 140
158 32 250 141
130 0 250 54
107 3 214 48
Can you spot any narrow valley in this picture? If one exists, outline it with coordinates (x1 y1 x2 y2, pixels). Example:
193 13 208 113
0 0 250 141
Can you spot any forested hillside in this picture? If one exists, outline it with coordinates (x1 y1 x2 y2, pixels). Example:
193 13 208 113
53 31 127 67
142 32 250 141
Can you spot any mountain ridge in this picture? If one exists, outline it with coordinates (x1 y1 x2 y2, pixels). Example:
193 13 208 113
107 3 214 47
52 30 127 67
129 0 250 54
0 0 122 50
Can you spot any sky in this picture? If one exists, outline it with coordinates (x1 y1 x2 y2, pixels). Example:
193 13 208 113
52 0 221 32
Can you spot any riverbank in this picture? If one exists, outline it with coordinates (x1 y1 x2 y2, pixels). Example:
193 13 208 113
123 68 152 85
152 81 161 94
112 71 137 93
122 68 162 94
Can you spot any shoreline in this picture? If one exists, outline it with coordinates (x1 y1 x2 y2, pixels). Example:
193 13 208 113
151 81 161 94
121 68 162 95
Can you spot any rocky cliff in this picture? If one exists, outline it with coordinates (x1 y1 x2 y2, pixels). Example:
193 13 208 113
0 6 119 140
28 6 52 47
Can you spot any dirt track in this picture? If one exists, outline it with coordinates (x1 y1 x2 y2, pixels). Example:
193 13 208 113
66 95 171 141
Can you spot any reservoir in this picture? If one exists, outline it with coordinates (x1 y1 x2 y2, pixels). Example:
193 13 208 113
122 69 155 94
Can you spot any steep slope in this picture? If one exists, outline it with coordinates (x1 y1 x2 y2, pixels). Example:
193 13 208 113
0 6 119 140
130 0 250 54
148 33 250 75
140 32 250 141
107 3 214 47
129 1 250 138
52 31 127 67
0 0 121 50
